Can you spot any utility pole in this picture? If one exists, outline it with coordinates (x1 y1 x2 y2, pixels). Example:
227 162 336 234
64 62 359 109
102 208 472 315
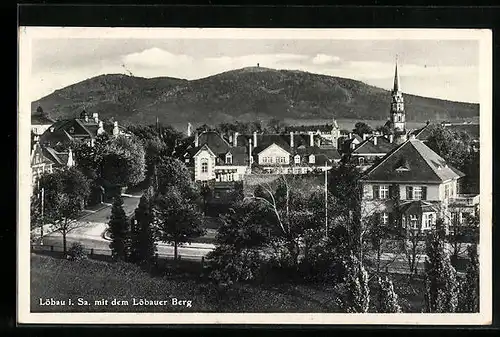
40 186 45 245
325 161 328 238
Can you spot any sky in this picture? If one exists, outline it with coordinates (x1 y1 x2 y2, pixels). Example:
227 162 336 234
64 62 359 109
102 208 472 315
30 37 480 103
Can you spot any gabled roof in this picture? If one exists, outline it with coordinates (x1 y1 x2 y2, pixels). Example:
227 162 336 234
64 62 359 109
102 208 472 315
193 144 217 158
42 147 70 167
361 138 465 183
216 146 247 166
197 131 231 154
352 135 397 155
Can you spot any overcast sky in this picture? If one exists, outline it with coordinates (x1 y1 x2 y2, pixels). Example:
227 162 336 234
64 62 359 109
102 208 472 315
30 38 479 103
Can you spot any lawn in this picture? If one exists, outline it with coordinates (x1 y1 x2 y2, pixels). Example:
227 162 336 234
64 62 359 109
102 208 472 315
31 253 426 313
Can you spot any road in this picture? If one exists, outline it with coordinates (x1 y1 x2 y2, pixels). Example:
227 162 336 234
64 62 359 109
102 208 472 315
37 194 215 261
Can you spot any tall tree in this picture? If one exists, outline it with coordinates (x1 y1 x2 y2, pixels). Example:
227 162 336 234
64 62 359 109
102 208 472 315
353 122 373 137
336 253 370 313
458 244 480 313
153 188 205 261
101 134 146 196
424 220 459 313
130 187 157 264
156 157 199 200
376 275 402 313
108 195 130 261
38 168 90 254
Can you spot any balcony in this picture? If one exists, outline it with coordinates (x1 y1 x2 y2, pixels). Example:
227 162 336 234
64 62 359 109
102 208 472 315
449 194 480 207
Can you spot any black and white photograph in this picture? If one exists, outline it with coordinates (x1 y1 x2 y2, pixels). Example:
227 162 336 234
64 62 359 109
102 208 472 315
18 27 492 325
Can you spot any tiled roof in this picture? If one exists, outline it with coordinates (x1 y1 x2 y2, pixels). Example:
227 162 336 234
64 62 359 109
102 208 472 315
42 147 69 167
361 138 465 183
198 131 231 154
352 135 397 155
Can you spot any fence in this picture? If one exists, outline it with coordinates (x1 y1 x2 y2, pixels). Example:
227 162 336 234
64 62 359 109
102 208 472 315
30 243 208 274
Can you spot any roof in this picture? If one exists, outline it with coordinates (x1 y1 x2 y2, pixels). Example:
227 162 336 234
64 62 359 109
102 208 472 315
42 147 70 167
352 135 397 155
410 123 432 141
361 138 465 183
198 131 231 154
31 114 55 125
285 124 336 133
399 200 439 214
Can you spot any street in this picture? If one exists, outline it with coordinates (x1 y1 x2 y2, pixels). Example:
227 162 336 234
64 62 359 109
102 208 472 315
38 195 215 261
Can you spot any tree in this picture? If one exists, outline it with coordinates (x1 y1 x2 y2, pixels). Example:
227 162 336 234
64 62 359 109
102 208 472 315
153 188 205 261
400 226 426 280
108 195 130 261
248 175 322 268
376 275 402 313
156 157 199 200
336 253 370 313
353 122 373 137
206 200 271 285
101 134 146 195
38 168 91 254
424 220 459 313
266 118 287 133
130 187 157 264
375 124 393 136
458 244 479 312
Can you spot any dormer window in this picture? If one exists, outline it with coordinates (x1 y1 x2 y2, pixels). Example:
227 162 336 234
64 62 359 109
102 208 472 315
294 154 300 164
225 153 232 164
309 154 315 164
69 127 75 134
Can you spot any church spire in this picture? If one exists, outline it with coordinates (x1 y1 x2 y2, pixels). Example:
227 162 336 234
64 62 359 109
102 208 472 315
393 55 400 92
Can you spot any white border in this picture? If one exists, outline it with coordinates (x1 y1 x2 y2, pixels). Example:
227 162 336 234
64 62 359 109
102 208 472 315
18 27 493 325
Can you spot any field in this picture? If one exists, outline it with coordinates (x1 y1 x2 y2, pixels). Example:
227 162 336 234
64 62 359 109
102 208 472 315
30 253 426 313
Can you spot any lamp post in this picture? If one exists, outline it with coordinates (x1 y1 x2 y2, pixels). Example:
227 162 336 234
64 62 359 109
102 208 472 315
40 186 45 245
324 161 328 238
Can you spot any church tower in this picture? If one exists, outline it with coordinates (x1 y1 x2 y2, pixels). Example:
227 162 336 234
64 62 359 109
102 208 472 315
389 58 406 133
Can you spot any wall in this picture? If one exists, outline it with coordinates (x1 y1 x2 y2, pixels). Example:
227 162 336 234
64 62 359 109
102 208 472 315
257 144 290 165
194 149 215 181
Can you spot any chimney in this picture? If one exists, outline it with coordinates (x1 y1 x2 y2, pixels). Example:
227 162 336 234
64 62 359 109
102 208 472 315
97 121 104 135
67 148 74 168
228 134 233 143
194 132 199 147
373 136 377 146
253 131 257 148
113 121 119 137
233 132 239 147
309 132 314 147
187 123 192 137
248 139 253 166
349 132 352 140
389 134 394 143
290 131 294 147
84 115 89 123
92 113 99 123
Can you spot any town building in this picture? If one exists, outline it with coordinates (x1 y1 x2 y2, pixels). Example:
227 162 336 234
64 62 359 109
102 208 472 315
31 107 56 136
346 133 397 171
359 135 479 233
30 140 54 189
181 127 341 182
285 118 342 148
39 110 127 150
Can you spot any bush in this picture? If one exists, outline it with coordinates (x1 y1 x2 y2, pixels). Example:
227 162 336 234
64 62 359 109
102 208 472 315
67 242 88 261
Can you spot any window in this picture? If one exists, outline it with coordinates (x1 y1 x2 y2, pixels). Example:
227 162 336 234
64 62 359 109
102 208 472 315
407 186 426 200
185 158 190 163
225 153 232 164
423 213 435 229
379 185 389 199
444 183 453 199
309 155 315 164
358 157 365 165
381 212 389 225
201 159 208 173
413 186 423 200
294 155 300 164
410 214 419 229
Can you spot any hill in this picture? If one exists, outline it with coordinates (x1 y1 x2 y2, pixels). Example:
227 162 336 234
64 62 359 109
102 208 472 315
32 67 479 126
